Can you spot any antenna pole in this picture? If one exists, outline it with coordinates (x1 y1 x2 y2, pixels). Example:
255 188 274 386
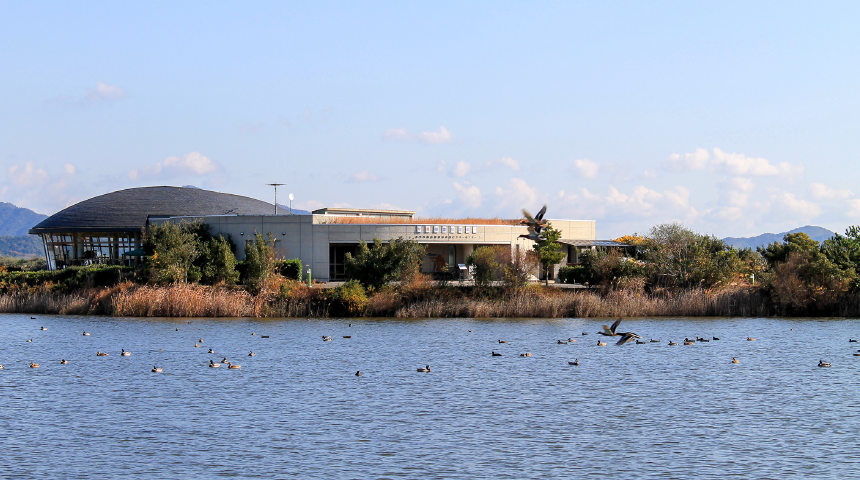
267 183 285 215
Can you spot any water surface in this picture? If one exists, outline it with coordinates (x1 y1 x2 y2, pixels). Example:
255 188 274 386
1 315 859 479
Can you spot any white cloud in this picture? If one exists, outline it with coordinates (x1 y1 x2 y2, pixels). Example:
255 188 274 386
452 161 471 177
494 178 539 211
484 156 520 171
1 161 78 214
349 171 379 183
712 148 803 177
7 161 49 187
383 126 456 144
85 81 127 103
573 159 600 179
849 199 860 217
717 177 755 207
663 148 709 171
453 182 482 208
774 192 821 218
810 182 853 200
128 152 219 180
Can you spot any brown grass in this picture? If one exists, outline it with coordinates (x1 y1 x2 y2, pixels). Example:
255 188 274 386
3 283 859 318
317 216 519 225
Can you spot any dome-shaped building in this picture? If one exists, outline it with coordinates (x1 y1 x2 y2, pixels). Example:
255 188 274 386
29 186 280 269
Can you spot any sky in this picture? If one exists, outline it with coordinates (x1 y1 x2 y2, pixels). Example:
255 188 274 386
1 1 859 239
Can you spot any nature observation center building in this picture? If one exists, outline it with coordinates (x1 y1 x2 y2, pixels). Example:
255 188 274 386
30 186 615 281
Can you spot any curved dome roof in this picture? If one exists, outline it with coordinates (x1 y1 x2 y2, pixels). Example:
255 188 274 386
30 186 280 234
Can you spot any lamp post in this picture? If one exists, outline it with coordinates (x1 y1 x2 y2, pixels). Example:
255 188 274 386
267 183 285 215
288 193 294 214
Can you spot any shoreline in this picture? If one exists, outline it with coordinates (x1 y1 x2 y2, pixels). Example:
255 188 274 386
2 283 859 318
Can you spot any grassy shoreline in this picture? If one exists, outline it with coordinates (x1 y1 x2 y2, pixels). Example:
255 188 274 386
2 282 859 318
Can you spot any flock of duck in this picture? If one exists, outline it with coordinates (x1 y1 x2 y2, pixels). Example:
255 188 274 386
3 318 857 374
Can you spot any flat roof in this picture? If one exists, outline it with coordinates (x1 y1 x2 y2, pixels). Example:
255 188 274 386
312 207 416 217
558 239 630 247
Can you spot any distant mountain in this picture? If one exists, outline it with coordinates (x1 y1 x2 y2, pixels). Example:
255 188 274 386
723 226 837 250
0 202 48 236
0 235 43 257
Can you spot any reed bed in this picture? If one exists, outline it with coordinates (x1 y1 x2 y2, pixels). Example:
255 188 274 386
3 283 860 318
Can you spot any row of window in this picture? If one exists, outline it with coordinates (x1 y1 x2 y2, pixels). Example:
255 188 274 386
415 225 479 234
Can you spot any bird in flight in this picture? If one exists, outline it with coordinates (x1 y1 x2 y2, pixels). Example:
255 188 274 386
518 205 548 240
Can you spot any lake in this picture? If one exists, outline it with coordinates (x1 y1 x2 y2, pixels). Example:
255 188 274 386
1 314 859 479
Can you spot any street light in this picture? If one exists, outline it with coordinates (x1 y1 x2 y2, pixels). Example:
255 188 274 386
267 183 285 215
288 193 294 214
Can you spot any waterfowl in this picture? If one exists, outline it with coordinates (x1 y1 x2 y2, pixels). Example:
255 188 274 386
208 348 214 354
668 341 679 346
498 340 507 344
83 331 90 336
850 339 858 343
152 366 163 373
854 353 860 356
343 335 352 338
227 362 241 369
818 360 831 368
194 343 199 348
355 371 362 376
568 338 576 343
60 359 68 364
520 352 532 357
416 365 431 372
221 357 228 363
175 328 179 331
199 338 203 343
251 332 256 335
582 332 588 335
713 337 720 341
31 316 36 319
248 351 256 357
557 340 567 344
26 339 32 343
491 351 502 356
597 340 607 346
40 327 47 331
598 319 623 337
96 351 109 356
684 340 695 345
322 335 332 341
261 335 269 338
699 338 710 343
29 362 40 368
121 349 131 356
732 357 739 363
650 339 660 343
0 365 3 369
616 332 642 346
747 337 755 341
635 340 646 344
569 359 579 366
209 360 220 368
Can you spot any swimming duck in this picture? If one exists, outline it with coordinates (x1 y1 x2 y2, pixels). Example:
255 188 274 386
732 357 739 363
199 338 203 343
650 339 660 343
498 340 507 344
60 359 69 364
121 349 131 356
713 337 720 341
635 340 646 344
668 341 679 346
209 360 220 368
355 371 362 377
582 332 588 335
248 351 256 357
597 340 607 346
152 366 163 373
557 340 567 344
818 360 831 368
227 362 241 369
491 351 502 356
194 343 199 348
40 327 47 331
520 352 532 357
0 365 4 369
26 339 32 343
684 340 695 345
343 335 352 338
322 335 332 341
96 351 109 356
30 362 40 368
850 339 857 343
568 338 576 343
208 349 214 354
416 365 431 372
569 359 579 366
747 337 755 341
83 331 90 336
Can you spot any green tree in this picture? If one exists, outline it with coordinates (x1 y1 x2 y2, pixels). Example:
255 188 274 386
533 223 565 285
199 235 239 285
243 232 277 294
758 232 820 265
344 237 425 290
144 221 200 283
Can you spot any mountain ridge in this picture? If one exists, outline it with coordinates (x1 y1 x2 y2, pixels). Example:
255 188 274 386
723 225 837 250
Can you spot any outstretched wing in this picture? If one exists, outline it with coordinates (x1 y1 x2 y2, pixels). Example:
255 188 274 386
535 205 547 221
522 209 537 224
616 334 635 346
610 318 622 334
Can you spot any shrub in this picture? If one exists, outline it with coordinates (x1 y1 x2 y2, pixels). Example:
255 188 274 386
466 245 508 286
243 232 277 294
328 279 368 316
558 265 587 284
275 258 303 280
345 237 425 289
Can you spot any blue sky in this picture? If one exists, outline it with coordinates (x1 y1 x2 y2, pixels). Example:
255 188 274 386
2 1 858 238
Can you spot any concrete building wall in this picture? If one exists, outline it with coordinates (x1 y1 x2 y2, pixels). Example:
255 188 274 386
156 215 596 282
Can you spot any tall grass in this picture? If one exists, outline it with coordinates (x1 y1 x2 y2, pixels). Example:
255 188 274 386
2 283 859 318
